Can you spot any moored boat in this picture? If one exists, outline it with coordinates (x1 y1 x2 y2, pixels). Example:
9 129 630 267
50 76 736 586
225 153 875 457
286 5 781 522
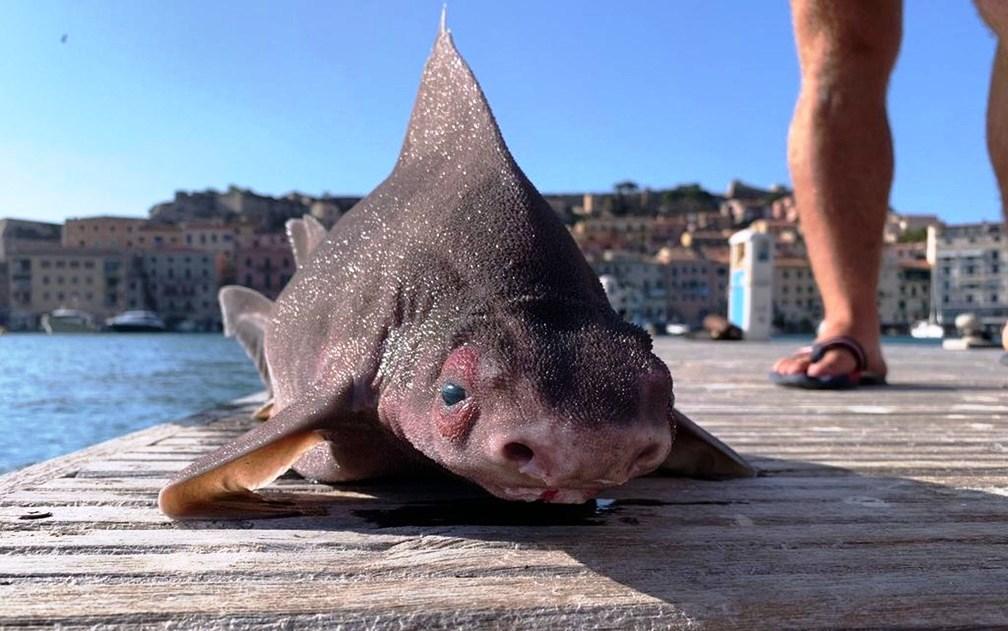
41 309 98 334
106 310 167 333
911 320 945 339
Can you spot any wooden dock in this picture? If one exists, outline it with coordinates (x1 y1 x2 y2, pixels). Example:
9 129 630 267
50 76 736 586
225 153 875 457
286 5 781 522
1 339 1006 629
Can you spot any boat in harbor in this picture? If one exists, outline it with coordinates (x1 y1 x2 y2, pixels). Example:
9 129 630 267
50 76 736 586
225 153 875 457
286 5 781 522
911 320 945 339
41 308 98 334
105 310 167 333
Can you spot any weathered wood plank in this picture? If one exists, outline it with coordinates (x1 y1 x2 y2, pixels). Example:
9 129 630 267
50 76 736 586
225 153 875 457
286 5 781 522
0 338 1006 629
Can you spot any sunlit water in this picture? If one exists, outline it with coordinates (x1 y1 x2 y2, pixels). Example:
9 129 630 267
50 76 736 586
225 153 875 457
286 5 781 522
0 332 944 475
0 333 262 474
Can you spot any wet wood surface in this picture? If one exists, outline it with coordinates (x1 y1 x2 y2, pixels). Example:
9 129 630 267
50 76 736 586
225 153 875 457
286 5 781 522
1 339 1006 629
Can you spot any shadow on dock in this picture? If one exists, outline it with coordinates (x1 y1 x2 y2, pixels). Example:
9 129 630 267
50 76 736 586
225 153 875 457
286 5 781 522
169 457 1008 623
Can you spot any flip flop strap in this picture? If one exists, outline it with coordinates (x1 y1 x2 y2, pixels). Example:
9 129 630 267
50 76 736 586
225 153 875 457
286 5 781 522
809 336 868 372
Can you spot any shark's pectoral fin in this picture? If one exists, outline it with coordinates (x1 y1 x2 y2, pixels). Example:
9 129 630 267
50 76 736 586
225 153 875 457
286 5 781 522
219 285 274 392
252 399 274 421
658 408 757 479
286 214 327 269
159 381 353 520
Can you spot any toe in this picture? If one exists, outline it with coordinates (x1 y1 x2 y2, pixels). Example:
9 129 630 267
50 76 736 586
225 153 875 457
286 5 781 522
773 353 811 376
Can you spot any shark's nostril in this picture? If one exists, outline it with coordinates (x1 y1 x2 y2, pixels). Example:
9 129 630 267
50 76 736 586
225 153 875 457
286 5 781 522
637 444 659 463
502 442 534 467
633 442 666 472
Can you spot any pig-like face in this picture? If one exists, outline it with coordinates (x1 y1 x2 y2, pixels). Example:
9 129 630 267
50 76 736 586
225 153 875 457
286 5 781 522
388 305 674 503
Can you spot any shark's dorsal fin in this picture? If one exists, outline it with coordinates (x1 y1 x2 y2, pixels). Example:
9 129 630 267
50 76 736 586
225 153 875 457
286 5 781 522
396 18 514 173
285 214 327 269
219 285 274 393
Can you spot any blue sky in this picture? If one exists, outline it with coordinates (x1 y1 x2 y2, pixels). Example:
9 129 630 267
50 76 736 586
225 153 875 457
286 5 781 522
0 1 1002 224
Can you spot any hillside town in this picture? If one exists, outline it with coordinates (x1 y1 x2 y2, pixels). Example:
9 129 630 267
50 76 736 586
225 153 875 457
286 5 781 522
0 180 1005 336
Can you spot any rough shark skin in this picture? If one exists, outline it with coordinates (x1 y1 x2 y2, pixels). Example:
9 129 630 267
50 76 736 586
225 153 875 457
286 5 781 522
158 18 754 520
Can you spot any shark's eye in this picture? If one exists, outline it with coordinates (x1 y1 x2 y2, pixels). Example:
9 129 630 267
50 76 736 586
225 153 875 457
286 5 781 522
441 382 467 406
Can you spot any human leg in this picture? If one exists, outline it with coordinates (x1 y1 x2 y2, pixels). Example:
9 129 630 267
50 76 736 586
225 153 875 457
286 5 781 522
774 0 902 382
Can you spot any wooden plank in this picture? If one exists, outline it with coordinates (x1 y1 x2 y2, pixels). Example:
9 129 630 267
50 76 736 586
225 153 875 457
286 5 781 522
0 339 1006 629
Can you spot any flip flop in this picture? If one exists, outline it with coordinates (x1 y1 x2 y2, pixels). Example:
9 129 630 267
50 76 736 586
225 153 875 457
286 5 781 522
769 335 888 390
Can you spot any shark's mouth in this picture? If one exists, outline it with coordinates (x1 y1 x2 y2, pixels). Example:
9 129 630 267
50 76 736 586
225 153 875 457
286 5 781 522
484 483 606 505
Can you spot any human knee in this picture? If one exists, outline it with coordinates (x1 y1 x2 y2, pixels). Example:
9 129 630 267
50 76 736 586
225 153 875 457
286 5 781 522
795 2 901 86
977 0 1008 40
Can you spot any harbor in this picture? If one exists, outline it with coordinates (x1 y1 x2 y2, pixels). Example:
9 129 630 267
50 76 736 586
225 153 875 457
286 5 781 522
1 338 1005 628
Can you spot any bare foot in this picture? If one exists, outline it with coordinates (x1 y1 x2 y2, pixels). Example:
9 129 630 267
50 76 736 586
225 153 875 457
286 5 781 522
772 322 888 381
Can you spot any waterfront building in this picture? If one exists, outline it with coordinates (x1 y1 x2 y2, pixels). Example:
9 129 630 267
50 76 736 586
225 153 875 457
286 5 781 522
719 198 771 226
586 248 728 329
0 219 62 326
656 246 729 327
679 229 733 250
927 222 1008 330
877 245 932 332
179 221 238 254
0 219 62 260
772 257 823 332
62 216 148 249
234 245 295 301
884 212 942 244
587 251 669 326
139 249 222 330
135 223 184 249
750 218 806 259
5 246 144 330
149 186 356 231
893 260 932 328
570 216 687 257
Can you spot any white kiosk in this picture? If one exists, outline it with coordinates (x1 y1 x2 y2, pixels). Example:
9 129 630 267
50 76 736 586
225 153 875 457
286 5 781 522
728 229 774 341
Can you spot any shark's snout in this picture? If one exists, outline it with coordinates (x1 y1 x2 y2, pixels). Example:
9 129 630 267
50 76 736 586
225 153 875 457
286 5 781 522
483 416 671 497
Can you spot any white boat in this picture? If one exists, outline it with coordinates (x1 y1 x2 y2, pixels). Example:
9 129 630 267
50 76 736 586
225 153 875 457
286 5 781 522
665 323 691 336
41 308 98 334
911 320 944 339
106 310 167 333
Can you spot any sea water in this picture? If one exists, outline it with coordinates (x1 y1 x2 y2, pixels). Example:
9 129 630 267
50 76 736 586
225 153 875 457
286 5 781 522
0 333 261 473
